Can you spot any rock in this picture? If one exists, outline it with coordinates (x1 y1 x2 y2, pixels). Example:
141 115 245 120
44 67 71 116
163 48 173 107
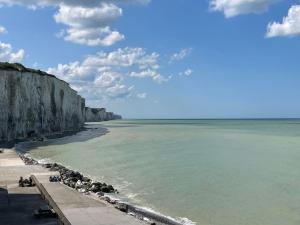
91 182 102 187
38 137 44 141
78 188 88 193
107 185 114 192
19 155 39 165
107 198 117 204
75 180 83 189
89 182 103 192
49 175 61 182
82 176 90 182
43 163 52 168
65 177 77 184
100 186 110 193
99 196 111 202
96 192 104 197
89 184 101 193
50 163 60 171
70 182 76 188
25 156 120 198
143 217 150 222
116 203 129 213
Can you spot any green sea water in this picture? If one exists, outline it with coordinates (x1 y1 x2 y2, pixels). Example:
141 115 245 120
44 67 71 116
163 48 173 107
27 120 300 225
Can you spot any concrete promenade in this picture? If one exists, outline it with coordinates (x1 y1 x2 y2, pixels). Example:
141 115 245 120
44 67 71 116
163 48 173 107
0 149 146 225
33 174 147 225
0 148 59 225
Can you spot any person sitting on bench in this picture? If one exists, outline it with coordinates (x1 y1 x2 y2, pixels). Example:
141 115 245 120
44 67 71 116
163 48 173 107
19 176 24 187
19 176 34 187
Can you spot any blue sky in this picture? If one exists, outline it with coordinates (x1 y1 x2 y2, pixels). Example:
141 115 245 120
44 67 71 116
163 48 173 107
0 0 300 118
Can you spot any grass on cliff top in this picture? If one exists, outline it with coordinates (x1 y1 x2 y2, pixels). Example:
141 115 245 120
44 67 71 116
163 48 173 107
0 62 57 79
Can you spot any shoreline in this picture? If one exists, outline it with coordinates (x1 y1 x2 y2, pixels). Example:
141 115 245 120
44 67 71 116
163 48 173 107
0 147 146 225
13 124 191 225
16 150 185 225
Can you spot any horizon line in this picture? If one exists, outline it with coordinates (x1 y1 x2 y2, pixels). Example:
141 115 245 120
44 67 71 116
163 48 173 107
122 117 300 120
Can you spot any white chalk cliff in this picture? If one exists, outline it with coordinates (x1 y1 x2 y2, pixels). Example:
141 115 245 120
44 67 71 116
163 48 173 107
0 63 121 143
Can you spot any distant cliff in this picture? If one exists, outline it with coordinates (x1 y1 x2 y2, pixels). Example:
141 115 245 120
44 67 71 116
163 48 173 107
85 107 122 122
0 62 121 143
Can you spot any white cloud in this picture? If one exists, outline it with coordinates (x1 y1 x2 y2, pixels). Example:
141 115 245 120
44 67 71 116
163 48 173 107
54 3 122 27
54 3 124 46
0 0 151 8
64 26 124 46
47 47 167 101
210 0 278 18
0 0 151 46
83 47 160 69
0 26 25 62
48 63 134 100
266 5 300 38
106 84 134 99
0 25 6 34
129 69 170 83
170 48 191 62
180 68 193 76
0 42 25 62
94 71 122 88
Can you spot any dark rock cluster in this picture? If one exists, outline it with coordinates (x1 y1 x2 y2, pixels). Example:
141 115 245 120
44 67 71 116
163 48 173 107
50 163 116 194
19 154 39 165
19 154 156 223
19 154 182 225
19 154 117 195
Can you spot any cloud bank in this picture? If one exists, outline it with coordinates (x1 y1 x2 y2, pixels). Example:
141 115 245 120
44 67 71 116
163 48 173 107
266 5 300 38
0 42 25 62
54 3 124 46
210 0 278 17
0 0 151 46
0 26 25 62
47 47 169 102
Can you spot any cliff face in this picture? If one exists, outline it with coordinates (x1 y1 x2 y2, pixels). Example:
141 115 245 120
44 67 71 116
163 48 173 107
0 70 85 141
85 107 122 122
85 108 106 122
0 62 122 143
0 67 85 142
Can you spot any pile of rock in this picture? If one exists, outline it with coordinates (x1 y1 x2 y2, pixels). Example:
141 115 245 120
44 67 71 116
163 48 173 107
19 154 39 165
48 163 116 194
18 154 177 225
19 154 117 195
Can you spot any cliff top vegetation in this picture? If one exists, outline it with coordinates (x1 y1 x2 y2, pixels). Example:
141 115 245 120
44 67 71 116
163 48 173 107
0 62 68 84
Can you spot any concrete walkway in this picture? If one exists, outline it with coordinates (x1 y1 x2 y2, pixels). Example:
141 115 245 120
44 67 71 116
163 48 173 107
33 174 147 225
0 148 59 225
0 149 146 225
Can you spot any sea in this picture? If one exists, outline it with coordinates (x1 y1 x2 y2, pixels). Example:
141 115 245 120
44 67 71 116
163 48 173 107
23 119 300 225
